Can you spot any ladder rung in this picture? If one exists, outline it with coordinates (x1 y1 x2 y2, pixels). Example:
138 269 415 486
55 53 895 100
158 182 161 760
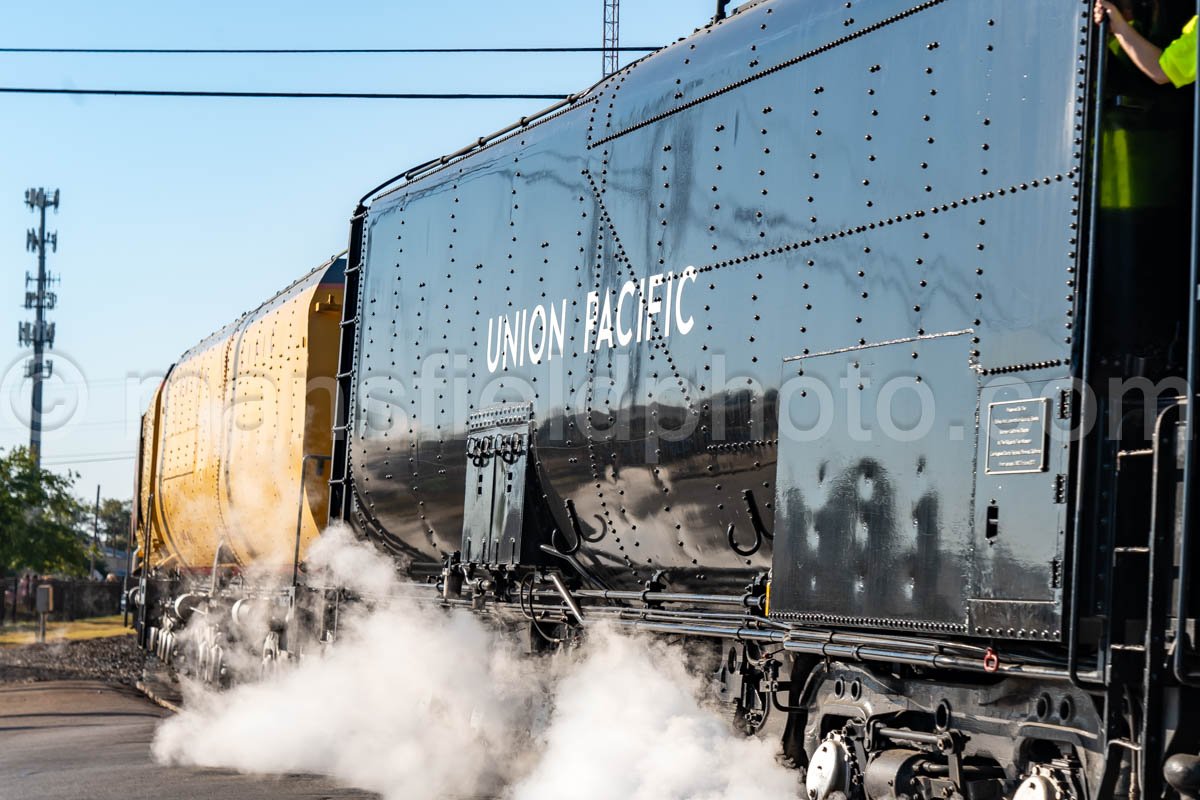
1117 448 1155 458
1111 643 1146 653
1113 546 1150 554
339 317 359 328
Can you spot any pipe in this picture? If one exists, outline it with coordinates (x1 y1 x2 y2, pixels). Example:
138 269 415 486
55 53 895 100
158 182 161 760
538 544 609 589
572 588 763 609
1174 0 1200 687
877 727 948 747
413 588 1096 681
604 616 1088 679
548 572 585 625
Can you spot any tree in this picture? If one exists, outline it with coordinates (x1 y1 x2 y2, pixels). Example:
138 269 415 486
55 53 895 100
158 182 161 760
97 498 133 552
0 447 90 577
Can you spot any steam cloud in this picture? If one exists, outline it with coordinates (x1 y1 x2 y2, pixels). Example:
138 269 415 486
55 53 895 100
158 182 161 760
152 528 799 799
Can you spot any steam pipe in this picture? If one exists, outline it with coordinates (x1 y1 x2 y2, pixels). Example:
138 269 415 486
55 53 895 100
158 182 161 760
876 727 947 747
538 544 609 589
1174 0 1200 687
548 572 585 625
571 588 763 609
522 593 788 629
601 617 1088 680
433 590 1092 681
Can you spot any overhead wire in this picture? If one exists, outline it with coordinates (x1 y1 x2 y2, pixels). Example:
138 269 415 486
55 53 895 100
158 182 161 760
0 87 571 100
0 46 659 54
42 453 134 465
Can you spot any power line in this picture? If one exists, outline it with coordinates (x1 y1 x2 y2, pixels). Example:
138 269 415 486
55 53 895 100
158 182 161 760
0 87 571 100
0 46 659 54
43 453 134 465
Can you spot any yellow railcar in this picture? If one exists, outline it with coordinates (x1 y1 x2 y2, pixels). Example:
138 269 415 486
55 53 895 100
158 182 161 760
134 256 345 577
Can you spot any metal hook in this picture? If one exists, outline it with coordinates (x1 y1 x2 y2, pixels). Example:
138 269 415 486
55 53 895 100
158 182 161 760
727 521 761 557
743 489 773 541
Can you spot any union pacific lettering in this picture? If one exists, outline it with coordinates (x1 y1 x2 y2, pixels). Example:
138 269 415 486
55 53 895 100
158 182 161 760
484 267 697 374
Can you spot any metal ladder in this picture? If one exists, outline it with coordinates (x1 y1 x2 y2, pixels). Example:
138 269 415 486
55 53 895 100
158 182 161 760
1101 400 1185 799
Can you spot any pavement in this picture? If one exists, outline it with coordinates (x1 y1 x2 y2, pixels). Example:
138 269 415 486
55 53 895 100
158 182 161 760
0 680 377 800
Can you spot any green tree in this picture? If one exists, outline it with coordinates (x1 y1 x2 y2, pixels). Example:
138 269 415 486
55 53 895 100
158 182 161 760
97 497 133 551
0 447 89 577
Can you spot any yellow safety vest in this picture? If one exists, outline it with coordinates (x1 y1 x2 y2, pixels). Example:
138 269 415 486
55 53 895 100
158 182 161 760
1160 15 1198 88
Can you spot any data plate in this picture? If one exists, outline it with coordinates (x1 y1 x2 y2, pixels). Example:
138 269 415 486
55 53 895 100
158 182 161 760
984 398 1050 475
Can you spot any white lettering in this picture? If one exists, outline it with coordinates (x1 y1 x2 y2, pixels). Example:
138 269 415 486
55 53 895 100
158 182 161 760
528 305 547 364
548 300 566 362
596 291 615 350
616 280 637 347
675 266 696 335
646 274 664 338
584 291 599 353
486 317 503 373
483 269 696 373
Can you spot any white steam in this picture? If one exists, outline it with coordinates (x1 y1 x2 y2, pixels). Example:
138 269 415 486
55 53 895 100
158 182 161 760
509 632 798 800
152 529 800 799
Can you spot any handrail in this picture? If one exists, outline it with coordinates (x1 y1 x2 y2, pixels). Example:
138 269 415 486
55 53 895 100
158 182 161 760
1068 13 1109 690
356 90 595 206
1172 0 1200 686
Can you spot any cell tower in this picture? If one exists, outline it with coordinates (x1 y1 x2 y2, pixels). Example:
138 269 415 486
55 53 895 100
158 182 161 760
19 187 60 468
603 0 620 77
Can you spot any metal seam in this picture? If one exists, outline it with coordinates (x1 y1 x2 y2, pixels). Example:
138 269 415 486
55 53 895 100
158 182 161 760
587 0 950 150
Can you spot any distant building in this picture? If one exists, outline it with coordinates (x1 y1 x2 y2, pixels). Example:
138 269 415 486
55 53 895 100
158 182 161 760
97 546 131 579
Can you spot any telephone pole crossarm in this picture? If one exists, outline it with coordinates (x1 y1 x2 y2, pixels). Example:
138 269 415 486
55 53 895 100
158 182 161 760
19 187 60 468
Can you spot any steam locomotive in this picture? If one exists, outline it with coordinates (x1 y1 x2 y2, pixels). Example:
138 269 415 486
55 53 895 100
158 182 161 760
131 0 1200 797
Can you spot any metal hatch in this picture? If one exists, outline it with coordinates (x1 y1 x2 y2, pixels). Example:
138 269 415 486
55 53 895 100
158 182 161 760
461 403 536 566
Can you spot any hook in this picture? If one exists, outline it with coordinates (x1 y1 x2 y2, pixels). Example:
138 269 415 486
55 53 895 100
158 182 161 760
742 489 773 541
727 521 761 557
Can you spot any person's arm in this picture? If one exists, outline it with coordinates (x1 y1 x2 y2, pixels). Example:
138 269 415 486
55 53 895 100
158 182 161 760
1094 0 1171 84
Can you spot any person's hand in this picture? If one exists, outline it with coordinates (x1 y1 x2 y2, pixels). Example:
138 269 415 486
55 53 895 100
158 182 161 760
1094 0 1127 29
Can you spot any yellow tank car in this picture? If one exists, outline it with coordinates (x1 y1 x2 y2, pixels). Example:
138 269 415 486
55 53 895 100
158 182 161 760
135 256 345 579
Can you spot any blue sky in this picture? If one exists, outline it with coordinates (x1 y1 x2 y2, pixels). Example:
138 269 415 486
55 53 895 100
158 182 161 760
0 0 712 501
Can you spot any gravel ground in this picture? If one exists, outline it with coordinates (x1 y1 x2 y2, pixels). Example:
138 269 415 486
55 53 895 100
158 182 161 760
0 634 144 685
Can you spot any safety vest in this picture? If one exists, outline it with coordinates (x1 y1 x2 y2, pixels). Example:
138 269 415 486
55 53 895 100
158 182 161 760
1160 15 1198 88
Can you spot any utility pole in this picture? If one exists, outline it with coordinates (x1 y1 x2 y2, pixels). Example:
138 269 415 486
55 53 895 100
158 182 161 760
603 0 620 77
18 187 60 469
90 485 100 579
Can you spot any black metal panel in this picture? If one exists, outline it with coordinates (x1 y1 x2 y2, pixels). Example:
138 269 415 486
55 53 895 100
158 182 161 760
771 332 977 631
348 0 1090 612
969 375 1072 640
